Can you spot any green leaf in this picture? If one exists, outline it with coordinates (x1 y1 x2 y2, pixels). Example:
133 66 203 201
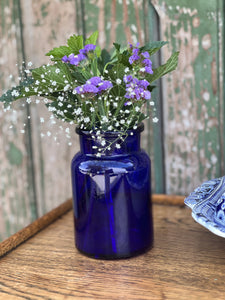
67 35 83 54
71 71 87 84
0 78 36 105
108 63 126 81
85 31 98 45
140 41 168 56
108 63 126 97
46 100 76 122
95 46 101 57
32 61 74 92
113 43 121 52
46 46 71 59
146 51 179 83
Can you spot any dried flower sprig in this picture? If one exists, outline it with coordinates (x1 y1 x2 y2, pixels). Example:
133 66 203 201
0 31 179 154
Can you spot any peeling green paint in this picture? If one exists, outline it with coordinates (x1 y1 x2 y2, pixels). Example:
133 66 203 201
7 142 23 166
41 2 50 18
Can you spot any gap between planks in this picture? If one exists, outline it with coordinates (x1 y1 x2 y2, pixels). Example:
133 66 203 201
0 194 185 258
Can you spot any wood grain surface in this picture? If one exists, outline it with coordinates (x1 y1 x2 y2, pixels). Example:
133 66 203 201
0 194 185 258
1 203 225 300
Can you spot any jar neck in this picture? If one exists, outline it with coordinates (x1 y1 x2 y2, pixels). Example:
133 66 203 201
76 124 144 156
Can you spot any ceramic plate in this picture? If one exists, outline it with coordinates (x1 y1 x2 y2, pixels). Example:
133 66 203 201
184 176 225 238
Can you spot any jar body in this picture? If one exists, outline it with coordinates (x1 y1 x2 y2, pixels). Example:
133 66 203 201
71 126 153 259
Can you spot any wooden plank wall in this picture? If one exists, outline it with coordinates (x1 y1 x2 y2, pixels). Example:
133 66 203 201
0 0 224 241
151 0 225 194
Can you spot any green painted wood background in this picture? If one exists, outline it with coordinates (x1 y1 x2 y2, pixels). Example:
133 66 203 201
0 0 224 241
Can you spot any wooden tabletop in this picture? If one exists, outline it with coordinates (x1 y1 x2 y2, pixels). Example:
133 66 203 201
1 197 225 300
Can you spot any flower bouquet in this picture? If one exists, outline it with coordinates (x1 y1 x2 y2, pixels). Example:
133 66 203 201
1 31 178 155
0 31 179 259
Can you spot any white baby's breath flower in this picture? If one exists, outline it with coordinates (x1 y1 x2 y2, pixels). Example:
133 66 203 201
75 108 82 115
55 68 60 73
47 131 51 136
64 84 70 91
11 90 19 97
40 117 45 123
26 98 31 104
101 140 106 146
116 78 122 84
52 81 57 86
135 106 140 112
124 67 129 73
28 61 33 67
90 107 95 112
150 101 154 106
25 87 30 92
84 117 90 123
115 143 121 149
153 117 159 123
102 116 108 122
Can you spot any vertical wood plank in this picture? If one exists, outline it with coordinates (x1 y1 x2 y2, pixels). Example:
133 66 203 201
0 0 36 240
151 0 225 194
143 0 165 193
83 0 163 193
20 0 80 216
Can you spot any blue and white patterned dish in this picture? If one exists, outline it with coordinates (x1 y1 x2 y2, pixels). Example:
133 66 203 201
184 176 225 238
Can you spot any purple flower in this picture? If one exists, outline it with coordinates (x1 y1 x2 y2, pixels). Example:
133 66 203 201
145 66 153 74
143 90 151 99
123 75 133 83
84 44 96 52
123 75 151 101
62 44 96 66
62 55 68 62
77 53 86 61
88 76 102 85
83 83 99 93
138 79 149 89
98 80 113 92
75 77 113 98
132 48 139 55
68 54 80 65
141 51 150 59
75 86 84 94
129 54 140 64
142 58 152 67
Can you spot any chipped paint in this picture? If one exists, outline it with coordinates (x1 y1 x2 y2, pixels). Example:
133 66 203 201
151 0 224 194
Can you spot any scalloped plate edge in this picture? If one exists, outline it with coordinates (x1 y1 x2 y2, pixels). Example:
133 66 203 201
192 212 225 238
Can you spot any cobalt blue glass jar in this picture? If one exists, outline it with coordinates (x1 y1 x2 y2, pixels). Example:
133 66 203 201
71 123 153 259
